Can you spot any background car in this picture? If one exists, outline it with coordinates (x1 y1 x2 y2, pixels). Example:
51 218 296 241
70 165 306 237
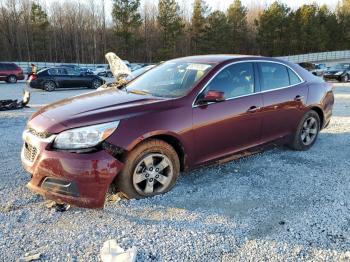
27 67 105 91
92 65 109 75
298 62 326 76
323 63 350 82
0 62 25 83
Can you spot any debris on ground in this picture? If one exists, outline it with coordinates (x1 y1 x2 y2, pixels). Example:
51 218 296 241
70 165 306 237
17 253 41 262
106 192 123 204
100 239 137 262
0 90 30 111
45 200 70 212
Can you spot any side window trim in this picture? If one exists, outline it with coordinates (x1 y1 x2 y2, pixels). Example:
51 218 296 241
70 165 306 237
193 60 305 107
253 62 261 93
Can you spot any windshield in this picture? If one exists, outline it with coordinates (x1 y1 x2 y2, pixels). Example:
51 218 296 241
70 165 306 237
330 64 350 70
125 61 214 98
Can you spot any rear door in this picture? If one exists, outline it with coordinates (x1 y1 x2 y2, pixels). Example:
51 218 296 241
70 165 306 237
50 68 71 88
192 62 263 165
65 68 87 87
257 62 309 142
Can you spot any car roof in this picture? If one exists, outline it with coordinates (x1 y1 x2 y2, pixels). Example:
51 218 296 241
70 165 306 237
169 54 263 64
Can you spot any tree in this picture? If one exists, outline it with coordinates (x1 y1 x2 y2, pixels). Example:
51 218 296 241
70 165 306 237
157 0 184 59
112 0 142 58
202 11 230 54
191 0 209 54
337 0 350 49
255 1 291 56
227 0 248 54
30 2 50 61
318 5 341 51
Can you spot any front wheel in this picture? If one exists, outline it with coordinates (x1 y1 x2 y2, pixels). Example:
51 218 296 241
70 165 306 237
341 74 349 83
106 72 113 78
289 110 320 151
115 139 180 199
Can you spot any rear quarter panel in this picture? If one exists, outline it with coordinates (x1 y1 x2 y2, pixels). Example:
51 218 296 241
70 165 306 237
306 80 334 128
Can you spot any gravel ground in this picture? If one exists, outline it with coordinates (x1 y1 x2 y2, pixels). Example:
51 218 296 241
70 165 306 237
0 82 349 261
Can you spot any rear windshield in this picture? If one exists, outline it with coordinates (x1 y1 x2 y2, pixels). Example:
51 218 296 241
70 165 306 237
0 63 18 70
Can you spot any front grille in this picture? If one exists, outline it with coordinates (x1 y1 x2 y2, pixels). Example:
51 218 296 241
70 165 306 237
23 142 38 162
28 128 50 139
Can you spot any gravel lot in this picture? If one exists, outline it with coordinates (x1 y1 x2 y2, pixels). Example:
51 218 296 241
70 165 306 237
0 81 349 261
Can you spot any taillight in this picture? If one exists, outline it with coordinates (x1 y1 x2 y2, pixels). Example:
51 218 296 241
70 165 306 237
29 75 37 81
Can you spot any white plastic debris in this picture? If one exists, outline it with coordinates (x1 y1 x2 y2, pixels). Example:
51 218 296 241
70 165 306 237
101 239 137 262
18 253 41 262
105 52 131 80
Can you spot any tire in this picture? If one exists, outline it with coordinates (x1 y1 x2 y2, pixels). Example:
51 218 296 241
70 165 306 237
341 74 349 83
115 139 180 199
106 72 113 78
7 75 17 83
44 81 56 92
91 79 102 89
289 110 320 151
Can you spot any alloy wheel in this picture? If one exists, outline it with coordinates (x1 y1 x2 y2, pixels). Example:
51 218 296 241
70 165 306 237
132 153 173 196
8 76 17 83
44 82 55 91
301 116 318 146
92 80 101 89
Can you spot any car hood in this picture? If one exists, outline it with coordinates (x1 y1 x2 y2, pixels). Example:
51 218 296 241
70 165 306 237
29 89 170 134
325 70 344 74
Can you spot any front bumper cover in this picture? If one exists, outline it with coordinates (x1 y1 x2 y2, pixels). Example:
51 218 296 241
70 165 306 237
21 130 124 208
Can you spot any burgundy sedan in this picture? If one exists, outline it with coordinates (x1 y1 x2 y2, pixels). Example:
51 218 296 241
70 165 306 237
21 55 334 208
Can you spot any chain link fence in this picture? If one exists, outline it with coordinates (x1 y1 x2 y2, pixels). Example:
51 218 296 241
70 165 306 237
278 50 350 63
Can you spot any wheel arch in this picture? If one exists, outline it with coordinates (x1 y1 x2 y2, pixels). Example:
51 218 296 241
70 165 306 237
127 132 187 172
308 106 324 128
43 79 58 89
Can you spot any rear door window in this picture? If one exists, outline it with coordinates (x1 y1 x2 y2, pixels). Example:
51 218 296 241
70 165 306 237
258 62 290 91
66 68 80 76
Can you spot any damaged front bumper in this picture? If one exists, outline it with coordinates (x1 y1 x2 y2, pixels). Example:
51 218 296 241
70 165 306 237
21 129 124 208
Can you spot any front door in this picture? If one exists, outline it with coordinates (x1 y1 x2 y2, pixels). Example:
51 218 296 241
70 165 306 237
192 62 263 166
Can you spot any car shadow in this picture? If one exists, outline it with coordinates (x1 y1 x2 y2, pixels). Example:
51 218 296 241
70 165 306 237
102 130 350 253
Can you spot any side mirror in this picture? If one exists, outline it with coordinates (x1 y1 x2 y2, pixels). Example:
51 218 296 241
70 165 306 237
198 90 225 104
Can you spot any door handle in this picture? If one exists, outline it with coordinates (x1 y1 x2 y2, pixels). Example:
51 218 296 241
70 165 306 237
247 106 261 113
294 95 304 102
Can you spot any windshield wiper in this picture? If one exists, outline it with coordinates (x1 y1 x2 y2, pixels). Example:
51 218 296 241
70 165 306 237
128 89 150 95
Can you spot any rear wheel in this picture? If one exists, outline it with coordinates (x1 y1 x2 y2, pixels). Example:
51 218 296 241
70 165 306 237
290 110 320 151
7 75 17 83
341 74 349 83
44 81 56 92
115 139 180 199
91 79 102 89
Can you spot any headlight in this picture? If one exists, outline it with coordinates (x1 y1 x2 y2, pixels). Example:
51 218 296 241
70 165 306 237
53 121 120 150
335 71 344 75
